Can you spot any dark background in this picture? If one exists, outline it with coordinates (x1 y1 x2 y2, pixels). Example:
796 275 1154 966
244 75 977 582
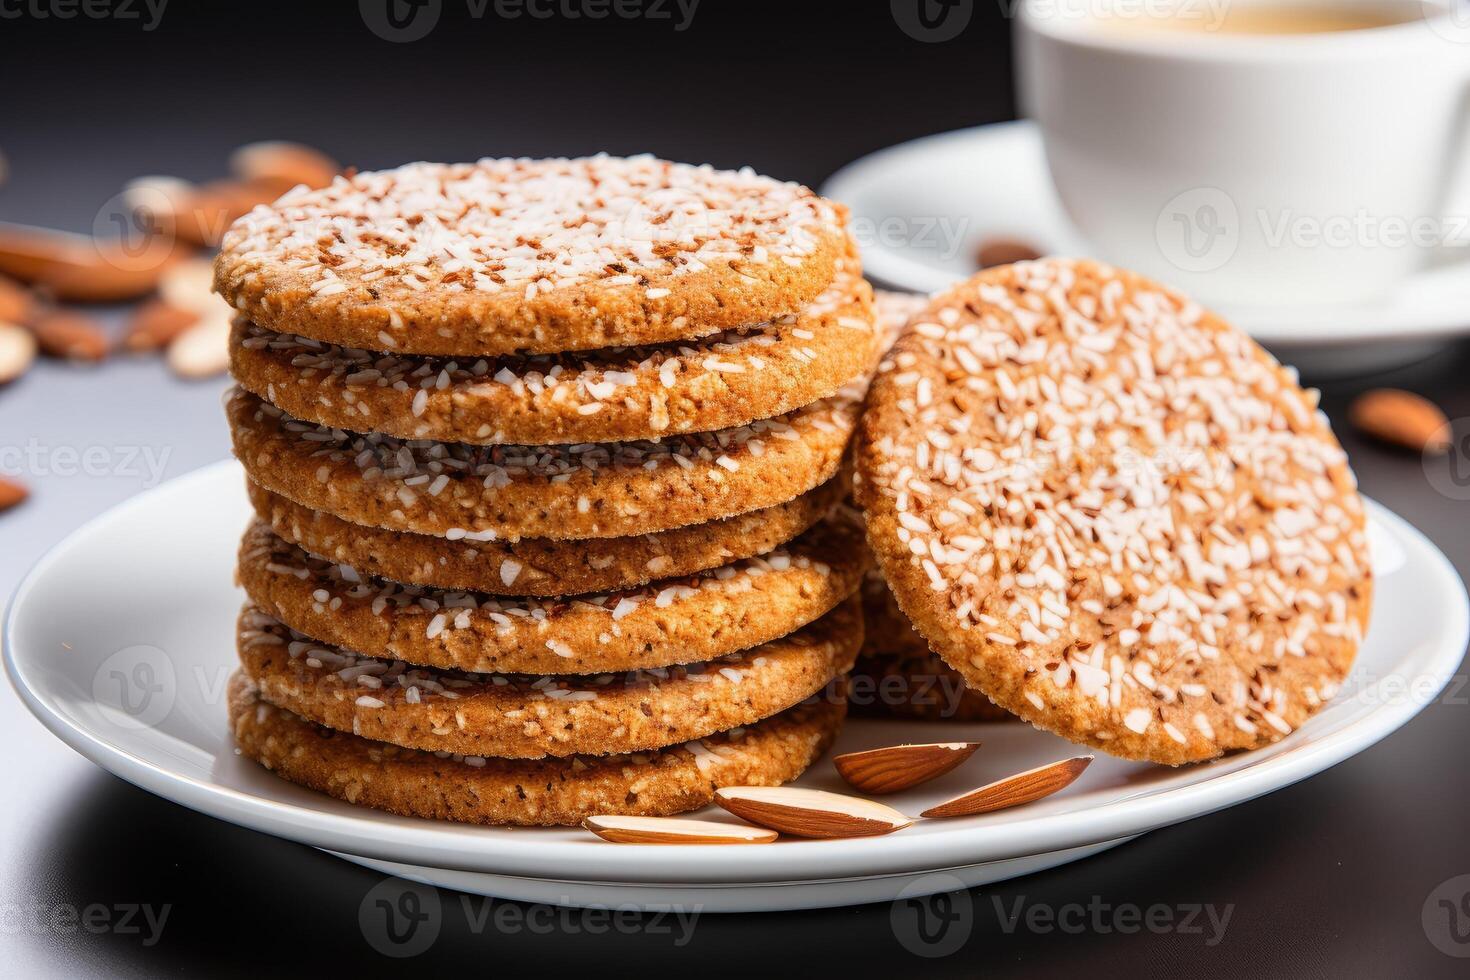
2 2 1468 977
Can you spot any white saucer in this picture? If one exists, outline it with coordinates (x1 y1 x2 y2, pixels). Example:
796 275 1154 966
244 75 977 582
823 122 1470 374
6 462 1466 911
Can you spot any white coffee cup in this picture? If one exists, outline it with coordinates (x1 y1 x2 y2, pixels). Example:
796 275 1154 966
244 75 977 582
1016 0 1470 307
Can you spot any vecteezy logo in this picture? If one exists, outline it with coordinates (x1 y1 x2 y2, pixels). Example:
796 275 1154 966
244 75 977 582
359 878 442 958
91 645 176 730
891 0 973 42
1425 419 1470 502
360 0 443 42
1423 874 1470 957
1155 187 1240 274
890 873 972 958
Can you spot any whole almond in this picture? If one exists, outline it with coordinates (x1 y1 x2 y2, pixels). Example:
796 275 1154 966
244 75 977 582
167 315 230 378
1349 388 1452 455
583 815 778 844
976 236 1043 269
29 310 108 362
714 786 913 839
0 323 38 383
834 741 981 794
0 274 35 324
123 299 200 352
230 141 340 191
0 477 28 512
921 756 1093 819
0 222 191 302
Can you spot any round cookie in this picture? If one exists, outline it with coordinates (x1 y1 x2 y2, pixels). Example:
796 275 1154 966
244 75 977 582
229 265 877 446
237 597 859 758
851 571 1012 723
228 671 846 827
236 515 866 674
856 258 1371 765
246 475 844 596
215 155 848 357
227 379 861 541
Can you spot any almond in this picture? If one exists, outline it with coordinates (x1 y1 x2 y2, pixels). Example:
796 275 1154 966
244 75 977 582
1349 388 1452 455
167 315 230 378
0 222 190 302
0 274 35 324
29 310 108 362
0 323 37 383
123 300 200 352
921 756 1093 818
582 815 778 844
834 741 981 794
0 477 28 512
158 257 223 315
229 141 339 191
714 786 913 839
976 236 1042 269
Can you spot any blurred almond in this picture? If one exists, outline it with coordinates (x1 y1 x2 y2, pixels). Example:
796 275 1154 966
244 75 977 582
0 222 190 302
0 323 37 383
1349 388 1452 455
976 236 1042 269
714 786 913 839
123 299 200 352
167 315 230 378
0 274 35 324
159 257 223 315
230 141 339 191
583 815 777 844
0 477 27 512
834 741 981 794
29 310 108 362
921 756 1093 819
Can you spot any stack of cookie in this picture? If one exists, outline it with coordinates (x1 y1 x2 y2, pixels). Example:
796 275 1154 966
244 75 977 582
217 155 881 825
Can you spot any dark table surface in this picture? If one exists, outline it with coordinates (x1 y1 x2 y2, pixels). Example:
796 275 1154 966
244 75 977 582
1 4 1467 976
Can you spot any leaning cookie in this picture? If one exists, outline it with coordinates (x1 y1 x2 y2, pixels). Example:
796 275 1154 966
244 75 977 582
237 597 859 758
236 516 866 674
227 379 861 540
230 265 876 446
215 156 849 357
228 672 846 827
857 258 1371 765
246 475 844 597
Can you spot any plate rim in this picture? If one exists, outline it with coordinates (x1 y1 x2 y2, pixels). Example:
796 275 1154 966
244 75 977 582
821 119 1470 346
5 460 1467 884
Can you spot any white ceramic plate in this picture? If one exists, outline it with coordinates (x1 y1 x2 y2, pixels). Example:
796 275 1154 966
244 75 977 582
5 462 1466 898
823 122 1470 371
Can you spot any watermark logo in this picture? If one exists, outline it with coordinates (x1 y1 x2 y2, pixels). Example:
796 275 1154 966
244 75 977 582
1425 419 1470 502
359 878 442 958
1421 0 1470 44
993 895 1233 945
92 645 176 730
890 874 973 957
1423 874 1470 957
891 0 973 41
1156 187 1239 274
360 0 443 42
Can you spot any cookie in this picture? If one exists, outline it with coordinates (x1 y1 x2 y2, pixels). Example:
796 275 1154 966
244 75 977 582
228 671 846 826
215 155 848 357
857 259 1371 765
246 475 844 596
872 288 928 340
228 264 877 446
237 597 859 758
850 571 1012 723
236 515 866 674
227 379 861 541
